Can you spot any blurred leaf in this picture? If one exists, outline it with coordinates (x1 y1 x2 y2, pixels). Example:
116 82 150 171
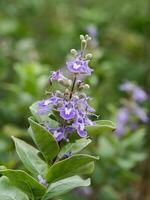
86 120 116 135
97 136 116 157
0 176 29 200
0 169 46 199
58 138 91 159
46 154 98 183
12 137 48 177
98 185 120 200
42 176 90 200
29 118 59 162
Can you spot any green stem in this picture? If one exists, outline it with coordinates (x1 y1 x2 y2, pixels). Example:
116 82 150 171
69 75 77 99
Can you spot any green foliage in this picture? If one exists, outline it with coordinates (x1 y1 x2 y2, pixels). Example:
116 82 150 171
12 137 49 177
42 176 90 200
46 154 98 183
29 118 59 162
0 169 46 199
86 120 116 135
58 138 91 159
0 176 29 200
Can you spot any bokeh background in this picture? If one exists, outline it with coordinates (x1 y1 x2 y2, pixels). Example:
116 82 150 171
0 0 150 199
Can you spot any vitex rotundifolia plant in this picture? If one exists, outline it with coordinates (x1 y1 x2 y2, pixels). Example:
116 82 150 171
0 34 115 200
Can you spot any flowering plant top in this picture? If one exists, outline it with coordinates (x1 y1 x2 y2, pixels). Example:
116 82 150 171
37 34 96 141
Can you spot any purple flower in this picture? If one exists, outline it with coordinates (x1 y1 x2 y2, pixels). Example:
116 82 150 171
86 24 97 37
116 123 125 136
116 107 129 136
37 96 62 115
117 107 129 124
120 82 134 92
50 70 62 81
134 106 148 123
66 58 93 75
133 87 147 102
49 127 65 141
73 116 87 137
37 99 53 114
58 102 76 120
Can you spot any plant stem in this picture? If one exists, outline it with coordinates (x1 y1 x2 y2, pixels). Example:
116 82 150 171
69 75 76 99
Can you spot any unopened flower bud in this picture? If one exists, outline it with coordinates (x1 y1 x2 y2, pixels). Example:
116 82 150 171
79 93 87 99
64 89 70 95
55 90 63 98
85 34 92 41
70 49 78 56
80 35 85 40
58 78 72 87
84 84 90 89
85 53 93 60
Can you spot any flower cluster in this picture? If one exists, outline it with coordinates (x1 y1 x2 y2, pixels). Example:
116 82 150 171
37 35 96 141
116 81 148 136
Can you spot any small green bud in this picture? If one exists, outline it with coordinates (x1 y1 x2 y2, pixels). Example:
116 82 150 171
84 84 90 89
55 90 63 97
80 35 85 40
79 93 87 99
85 53 93 60
70 49 78 56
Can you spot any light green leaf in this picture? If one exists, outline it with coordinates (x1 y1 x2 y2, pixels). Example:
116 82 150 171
86 120 116 135
0 176 29 200
0 169 46 199
29 118 59 162
46 154 98 183
58 138 91 159
12 137 48 177
42 176 90 200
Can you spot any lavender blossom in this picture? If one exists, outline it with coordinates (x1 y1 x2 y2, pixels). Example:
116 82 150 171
58 102 76 120
120 82 134 92
134 105 148 123
48 127 65 141
86 25 97 37
133 87 147 102
116 81 148 136
116 107 129 135
66 58 93 75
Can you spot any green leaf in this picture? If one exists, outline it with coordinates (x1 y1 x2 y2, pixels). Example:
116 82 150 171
58 138 91 159
0 176 29 200
46 154 98 183
86 120 116 135
42 176 90 200
0 169 46 199
12 137 48 177
29 118 59 162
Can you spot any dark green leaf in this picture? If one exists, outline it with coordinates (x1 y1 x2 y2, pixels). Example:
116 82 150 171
46 154 98 183
0 169 46 199
29 118 59 162
58 138 91 159
12 137 48 177
0 176 29 200
42 176 90 200
86 120 116 135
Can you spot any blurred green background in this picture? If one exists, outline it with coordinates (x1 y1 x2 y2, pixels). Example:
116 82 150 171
0 0 150 199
